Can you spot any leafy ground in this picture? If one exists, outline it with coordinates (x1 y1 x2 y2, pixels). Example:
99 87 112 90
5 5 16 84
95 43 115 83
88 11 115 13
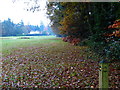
1 36 120 88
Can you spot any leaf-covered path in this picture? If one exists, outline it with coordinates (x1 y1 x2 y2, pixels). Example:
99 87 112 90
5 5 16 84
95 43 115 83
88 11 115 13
1 36 120 88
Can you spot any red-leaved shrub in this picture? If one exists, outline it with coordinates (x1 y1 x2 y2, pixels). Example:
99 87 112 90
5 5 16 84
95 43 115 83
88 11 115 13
62 36 80 46
71 38 80 45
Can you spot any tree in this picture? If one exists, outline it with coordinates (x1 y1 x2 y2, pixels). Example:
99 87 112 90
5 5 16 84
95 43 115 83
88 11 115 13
1 19 26 36
2 18 15 36
46 2 64 36
59 2 90 39
39 22 45 31
47 2 120 61
83 2 120 62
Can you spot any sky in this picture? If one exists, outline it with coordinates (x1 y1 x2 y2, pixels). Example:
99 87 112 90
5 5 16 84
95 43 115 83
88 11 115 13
0 0 50 26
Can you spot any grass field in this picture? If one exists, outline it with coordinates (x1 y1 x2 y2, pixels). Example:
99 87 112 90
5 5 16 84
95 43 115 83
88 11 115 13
1 36 119 88
1 36 58 55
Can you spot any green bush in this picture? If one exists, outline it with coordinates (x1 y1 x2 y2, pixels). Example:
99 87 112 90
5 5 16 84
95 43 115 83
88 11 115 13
78 39 89 46
105 41 120 62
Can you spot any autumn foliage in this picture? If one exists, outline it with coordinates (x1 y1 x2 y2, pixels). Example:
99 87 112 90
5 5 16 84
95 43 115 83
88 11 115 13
47 2 120 62
103 19 120 62
106 19 120 37
62 36 80 46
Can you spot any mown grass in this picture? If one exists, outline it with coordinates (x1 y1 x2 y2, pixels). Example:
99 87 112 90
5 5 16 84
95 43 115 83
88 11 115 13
1 36 119 88
1 36 60 56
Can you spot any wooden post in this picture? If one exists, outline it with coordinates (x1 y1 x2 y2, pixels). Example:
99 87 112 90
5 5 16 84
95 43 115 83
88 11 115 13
99 60 109 89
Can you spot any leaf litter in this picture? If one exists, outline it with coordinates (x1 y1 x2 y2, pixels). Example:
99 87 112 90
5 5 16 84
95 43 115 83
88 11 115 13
1 42 120 88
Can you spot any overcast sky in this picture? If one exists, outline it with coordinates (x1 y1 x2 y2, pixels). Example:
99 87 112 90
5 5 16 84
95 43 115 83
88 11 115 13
0 0 50 26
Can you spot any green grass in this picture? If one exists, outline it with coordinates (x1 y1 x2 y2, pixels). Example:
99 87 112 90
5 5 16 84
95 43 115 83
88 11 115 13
1 36 60 56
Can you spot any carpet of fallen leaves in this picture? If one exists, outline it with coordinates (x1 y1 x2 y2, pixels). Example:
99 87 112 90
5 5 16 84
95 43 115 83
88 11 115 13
1 38 120 88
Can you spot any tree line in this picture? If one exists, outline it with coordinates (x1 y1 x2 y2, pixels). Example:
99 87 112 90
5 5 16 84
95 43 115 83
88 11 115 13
0 18 53 36
46 2 120 62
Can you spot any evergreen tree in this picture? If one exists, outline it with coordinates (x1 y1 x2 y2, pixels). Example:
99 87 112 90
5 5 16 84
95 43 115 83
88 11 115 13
2 18 15 36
